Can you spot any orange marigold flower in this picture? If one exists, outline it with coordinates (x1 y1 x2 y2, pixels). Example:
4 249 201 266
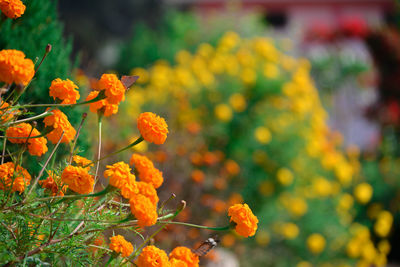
43 109 76 144
0 49 34 85
139 167 164 189
169 247 199 267
0 0 25 19
6 123 48 156
137 112 168 145
0 162 31 193
61 165 94 194
137 246 170 267
130 194 157 227
109 235 133 257
170 258 188 267
72 155 93 169
98 74 126 104
86 90 119 117
228 203 258 237
129 153 154 173
0 101 17 123
104 162 138 199
137 181 159 205
39 171 68 196
191 170 205 184
49 78 80 104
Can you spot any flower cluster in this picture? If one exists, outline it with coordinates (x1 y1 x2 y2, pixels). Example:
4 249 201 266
6 123 48 156
228 204 258 237
0 162 31 193
49 78 80 104
137 112 169 145
61 165 94 194
109 235 133 258
43 109 76 144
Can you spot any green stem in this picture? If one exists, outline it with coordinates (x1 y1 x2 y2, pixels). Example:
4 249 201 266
157 221 231 231
83 136 144 168
94 114 102 187
52 184 117 205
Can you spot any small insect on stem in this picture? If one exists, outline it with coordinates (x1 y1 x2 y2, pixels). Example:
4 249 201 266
193 235 220 257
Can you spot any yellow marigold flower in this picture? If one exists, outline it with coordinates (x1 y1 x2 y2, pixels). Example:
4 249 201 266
354 183 373 204
109 235 133 257
49 78 80 104
72 155 93 169
0 49 34 85
374 211 393 238
39 171 67 196
169 247 199 267
104 162 138 199
228 203 258 237
0 162 31 193
170 258 188 267
130 194 157 227
43 109 76 144
281 222 299 239
137 246 170 267
307 233 326 254
137 181 159 205
61 165 94 194
229 93 247 112
137 112 168 145
6 123 48 156
98 74 125 104
0 0 25 19
86 90 119 117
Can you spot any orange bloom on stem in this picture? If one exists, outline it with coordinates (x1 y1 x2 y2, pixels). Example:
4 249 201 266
137 112 168 145
169 246 199 267
130 153 164 188
43 109 76 144
0 0 25 19
86 90 118 117
61 165 94 194
49 78 80 104
6 123 48 156
130 194 157 227
0 101 17 123
137 246 170 267
228 203 258 237
0 162 31 193
109 235 133 257
137 181 159 205
72 155 93 169
0 49 34 85
170 258 188 267
104 162 138 199
39 171 67 196
98 74 126 104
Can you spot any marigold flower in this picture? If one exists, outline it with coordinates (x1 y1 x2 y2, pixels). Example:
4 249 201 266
307 233 326 254
0 162 31 193
228 203 258 237
72 155 93 169
6 123 48 156
86 90 119 117
0 49 34 85
49 78 80 104
0 101 16 123
43 109 76 144
170 258 188 267
137 112 168 145
61 165 94 194
137 181 159 205
139 167 164 189
169 247 199 267
109 235 133 257
98 74 126 104
137 246 170 267
0 0 25 19
129 153 154 173
130 194 157 227
104 162 138 199
39 171 68 196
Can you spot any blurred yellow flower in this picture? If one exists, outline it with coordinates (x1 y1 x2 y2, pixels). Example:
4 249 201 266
229 93 247 112
215 104 233 122
254 127 272 144
307 233 326 254
281 222 299 239
354 183 373 204
255 230 270 246
276 168 294 186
